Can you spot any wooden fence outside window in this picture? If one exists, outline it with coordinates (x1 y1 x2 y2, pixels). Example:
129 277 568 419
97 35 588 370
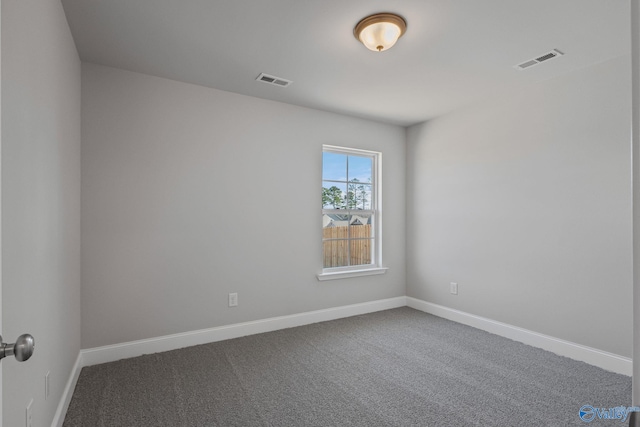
322 224 372 268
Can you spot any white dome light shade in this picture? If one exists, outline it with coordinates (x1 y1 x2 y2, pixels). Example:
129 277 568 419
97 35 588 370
354 13 407 52
359 22 401 51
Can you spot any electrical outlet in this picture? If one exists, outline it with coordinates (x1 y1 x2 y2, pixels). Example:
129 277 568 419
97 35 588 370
45 371 50 400
26 399 33 427
228 293 238 307
450 282 458 295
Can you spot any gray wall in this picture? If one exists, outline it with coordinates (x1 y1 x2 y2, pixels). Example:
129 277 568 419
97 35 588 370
406 56 632 357
81 64 406 349
2 1 82 426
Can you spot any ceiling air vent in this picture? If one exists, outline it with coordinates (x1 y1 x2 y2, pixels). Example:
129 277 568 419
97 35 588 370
514 49 564 71
256 73 293 88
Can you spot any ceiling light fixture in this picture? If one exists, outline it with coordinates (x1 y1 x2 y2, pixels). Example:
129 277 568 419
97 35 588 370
354 12 407 52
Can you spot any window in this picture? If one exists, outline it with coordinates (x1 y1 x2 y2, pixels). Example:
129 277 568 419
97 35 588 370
319 145 386 280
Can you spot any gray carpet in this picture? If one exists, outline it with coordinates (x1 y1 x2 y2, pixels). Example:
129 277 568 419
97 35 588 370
63 307 631 426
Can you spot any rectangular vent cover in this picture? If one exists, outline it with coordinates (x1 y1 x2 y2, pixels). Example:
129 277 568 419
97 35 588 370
256 73 293 87
514 49 564 71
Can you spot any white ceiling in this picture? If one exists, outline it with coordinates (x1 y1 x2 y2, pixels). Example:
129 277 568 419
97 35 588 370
61 0 630 126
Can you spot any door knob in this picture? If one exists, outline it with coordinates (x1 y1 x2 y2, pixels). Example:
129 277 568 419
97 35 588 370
0 334 35 362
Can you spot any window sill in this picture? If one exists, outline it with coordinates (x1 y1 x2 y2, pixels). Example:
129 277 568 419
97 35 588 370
317 267 388 281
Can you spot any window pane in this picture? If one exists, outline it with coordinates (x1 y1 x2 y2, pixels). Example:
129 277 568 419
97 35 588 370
322 182 347 209
349 213 372 236
348 155 372 183
347 183 372 210
323 239 349 268
322 152 347 181
323 213 348 239
350 239 373 266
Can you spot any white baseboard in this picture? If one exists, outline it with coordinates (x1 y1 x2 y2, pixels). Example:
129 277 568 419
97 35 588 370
81 296 407 367
406 297 632 376
51 352 84 427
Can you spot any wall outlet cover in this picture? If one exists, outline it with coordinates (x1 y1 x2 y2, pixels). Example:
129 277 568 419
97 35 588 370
450 282 458 295
228 293 238 307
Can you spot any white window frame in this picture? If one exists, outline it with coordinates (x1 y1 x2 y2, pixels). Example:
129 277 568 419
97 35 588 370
318 145 387 281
